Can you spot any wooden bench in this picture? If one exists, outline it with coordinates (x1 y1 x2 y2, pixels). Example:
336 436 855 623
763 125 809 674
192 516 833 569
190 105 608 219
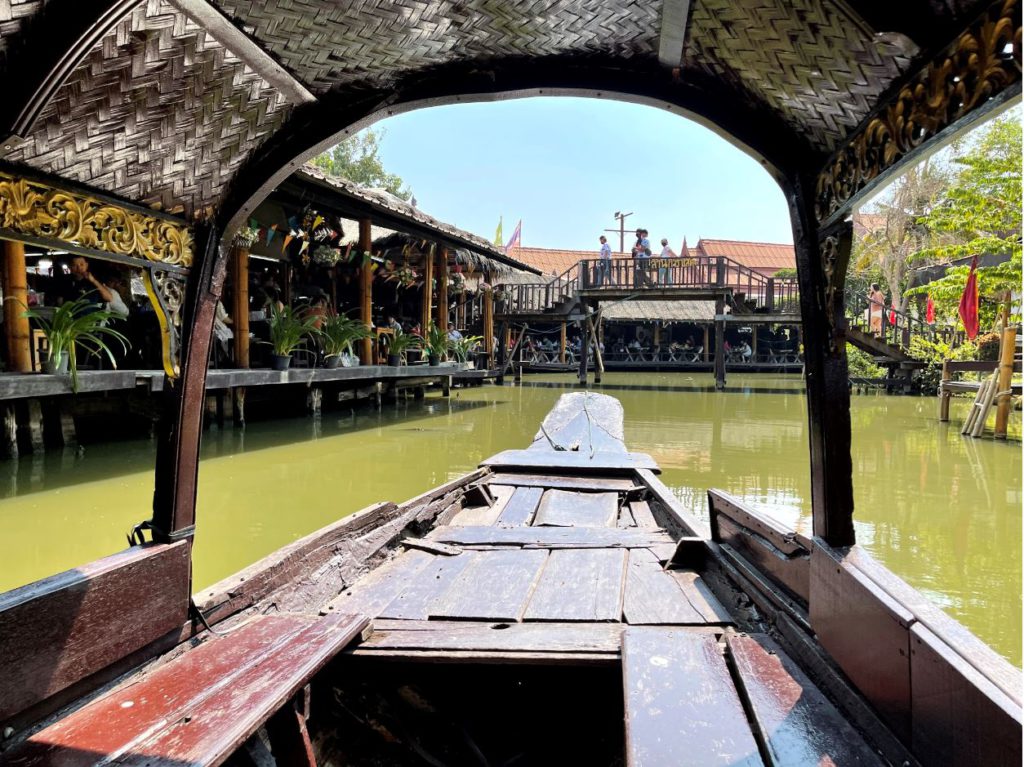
4 612 368 767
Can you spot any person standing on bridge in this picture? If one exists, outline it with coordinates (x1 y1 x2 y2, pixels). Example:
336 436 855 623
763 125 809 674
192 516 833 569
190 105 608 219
597 235 612 286
867 283 885 336
633 228 653 288
658 238 676 284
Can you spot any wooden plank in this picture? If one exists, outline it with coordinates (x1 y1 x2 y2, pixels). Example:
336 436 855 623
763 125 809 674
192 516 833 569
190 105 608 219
430 549 548 621
910 623 1023 767
377 553 475 620
495 486 543 526
322 549 434 618
622 627 762 766
428 526 675 549
527 392 626 453
482 449 658 473
629 500 658 528
0 542 190 722
533 489 619 527
450 484 513 526
523 549 627 622
708 490 811 555
715 515 810 604
349 648 618 665
400 538 461 556
10 614 367 767
358 620 623 653
637 468 710 539
728 633 885 766
669 571 733 624
809 540 913 740
623 549 708 625
490 472 641 492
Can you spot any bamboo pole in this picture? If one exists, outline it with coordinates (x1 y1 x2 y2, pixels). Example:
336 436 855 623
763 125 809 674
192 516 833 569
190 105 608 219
436 247 448 329
421 245 434 333
3 240 32 372
359 219 373 365
231 245 250 368
994 324 1017 438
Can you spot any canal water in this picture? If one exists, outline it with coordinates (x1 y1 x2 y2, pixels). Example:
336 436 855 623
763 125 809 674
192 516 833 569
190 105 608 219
1 373 1019 666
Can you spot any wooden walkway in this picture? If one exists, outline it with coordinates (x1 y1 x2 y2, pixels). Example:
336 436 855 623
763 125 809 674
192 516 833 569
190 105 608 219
325 393 885 766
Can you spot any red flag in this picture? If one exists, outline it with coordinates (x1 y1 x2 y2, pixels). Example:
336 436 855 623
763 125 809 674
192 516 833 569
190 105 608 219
889 299 897 326
926 294 935 324
958 256 980 340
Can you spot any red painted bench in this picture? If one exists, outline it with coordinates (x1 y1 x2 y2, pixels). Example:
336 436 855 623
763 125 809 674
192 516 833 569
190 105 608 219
4 612 368 767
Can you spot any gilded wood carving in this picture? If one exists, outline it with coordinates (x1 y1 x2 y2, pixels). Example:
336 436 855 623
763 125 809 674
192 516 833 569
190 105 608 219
0 171 193 267
816 0 1022 222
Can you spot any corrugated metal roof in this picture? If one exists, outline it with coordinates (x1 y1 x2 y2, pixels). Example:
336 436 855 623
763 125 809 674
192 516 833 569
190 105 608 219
600 300 715 322
696 239 795 271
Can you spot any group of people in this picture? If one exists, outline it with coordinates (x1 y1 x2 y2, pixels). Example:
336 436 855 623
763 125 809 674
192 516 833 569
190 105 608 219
595 228 678 287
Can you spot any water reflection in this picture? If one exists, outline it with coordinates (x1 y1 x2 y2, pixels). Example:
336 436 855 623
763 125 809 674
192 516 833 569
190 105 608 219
0 373 1018 666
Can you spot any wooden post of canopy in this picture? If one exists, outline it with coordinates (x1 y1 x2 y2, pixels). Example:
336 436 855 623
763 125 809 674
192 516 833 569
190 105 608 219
421 245 434 333
703 325 710 363
2 240 32 373
994 321 1017 439
483 273 494 369
231 245 250 368
436 247 448 329
358 219 373 365
560 322 566 363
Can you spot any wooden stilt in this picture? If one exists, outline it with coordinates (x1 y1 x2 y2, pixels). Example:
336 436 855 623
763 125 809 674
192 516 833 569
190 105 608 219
714 300 726 390
938 360 951 422
3 240 32 373
578 319 590 385
587 312 604 383
56 400 76 448
703 325 710 363
437 248 449 329
560 322 567 364
231 246 250 368
233 387 247 426
359 219 373 365
483 276 494 369
3 403 18 459
421 245 434 333
994 325 1017 439
24 399 44 453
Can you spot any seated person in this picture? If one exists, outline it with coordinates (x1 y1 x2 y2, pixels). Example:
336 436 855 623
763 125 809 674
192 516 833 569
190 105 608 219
739 340 752 361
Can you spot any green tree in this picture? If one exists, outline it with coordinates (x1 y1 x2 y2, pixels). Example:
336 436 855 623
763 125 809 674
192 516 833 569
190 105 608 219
311 128 412 200
907 111 1022 329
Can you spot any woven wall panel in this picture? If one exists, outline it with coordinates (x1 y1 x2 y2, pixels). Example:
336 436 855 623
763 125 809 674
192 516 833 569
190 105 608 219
685 0 912 152
211 0 659 95
5 0 292 216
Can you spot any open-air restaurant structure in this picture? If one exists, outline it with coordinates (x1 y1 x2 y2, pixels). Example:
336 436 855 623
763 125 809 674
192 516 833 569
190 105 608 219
0 0 1020 765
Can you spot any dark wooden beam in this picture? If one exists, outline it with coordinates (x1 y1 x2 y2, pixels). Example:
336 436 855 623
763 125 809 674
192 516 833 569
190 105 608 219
151 222 223 544
658 0 692 67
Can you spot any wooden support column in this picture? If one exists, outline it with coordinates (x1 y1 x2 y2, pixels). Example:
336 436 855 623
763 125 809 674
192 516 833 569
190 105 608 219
578 319 590 384
358 219 373 365
560 322 567 364
703 325 710 362
791 179 855 548
714 306 726 390
421 245 434 332
483 274 494 369
436 248 449 329
994 324 1017 439
231 245 250 368
2 240 32 372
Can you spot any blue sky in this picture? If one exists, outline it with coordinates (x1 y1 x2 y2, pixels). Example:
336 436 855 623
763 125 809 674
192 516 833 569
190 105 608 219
365 97 794 253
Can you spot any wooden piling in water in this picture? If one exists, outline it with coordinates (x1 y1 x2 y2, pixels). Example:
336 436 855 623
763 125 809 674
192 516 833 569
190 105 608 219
2 240 32 373
359 219 373 365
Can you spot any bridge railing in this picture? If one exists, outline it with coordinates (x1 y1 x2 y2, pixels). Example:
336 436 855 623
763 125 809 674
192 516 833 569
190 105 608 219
496 255 801 316
846 293 963 350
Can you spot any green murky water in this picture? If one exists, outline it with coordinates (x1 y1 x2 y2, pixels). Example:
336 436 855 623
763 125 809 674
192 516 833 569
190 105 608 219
0 373 1019 666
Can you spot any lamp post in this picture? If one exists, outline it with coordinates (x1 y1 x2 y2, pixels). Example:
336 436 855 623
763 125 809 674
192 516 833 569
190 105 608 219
604 211 634 253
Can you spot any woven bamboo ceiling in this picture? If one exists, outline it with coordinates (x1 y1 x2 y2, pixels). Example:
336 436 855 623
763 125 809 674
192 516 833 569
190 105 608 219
0 0 1008 221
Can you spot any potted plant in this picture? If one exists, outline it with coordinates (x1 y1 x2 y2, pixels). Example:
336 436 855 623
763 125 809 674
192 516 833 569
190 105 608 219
320 312 371 368
386 328 420 366
424 322 449 366
450 335 483 366
21 298 130 392
267 304 320 370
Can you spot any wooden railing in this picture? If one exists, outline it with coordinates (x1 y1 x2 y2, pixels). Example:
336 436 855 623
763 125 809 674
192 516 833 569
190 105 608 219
496 256 800 316
846 293 963 351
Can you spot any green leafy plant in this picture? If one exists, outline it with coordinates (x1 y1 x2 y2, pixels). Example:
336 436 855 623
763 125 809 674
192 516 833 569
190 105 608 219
423 322 449 360
268 304 320 357
320 312 371 357
845 344 885 380
907 335 981 394
386 328 421 362
21 298 130 392
449 335 483 363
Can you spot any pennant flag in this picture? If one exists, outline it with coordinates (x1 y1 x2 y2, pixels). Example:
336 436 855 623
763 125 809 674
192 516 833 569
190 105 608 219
494 217 504 247
926 294 935 324
889 299 897 327
958 256 980 340
283 234 294 250
504 219 521 253
299 241 309 256
313 215 324 230
249 218 259 230
265 224 278 246
287 215 300 230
